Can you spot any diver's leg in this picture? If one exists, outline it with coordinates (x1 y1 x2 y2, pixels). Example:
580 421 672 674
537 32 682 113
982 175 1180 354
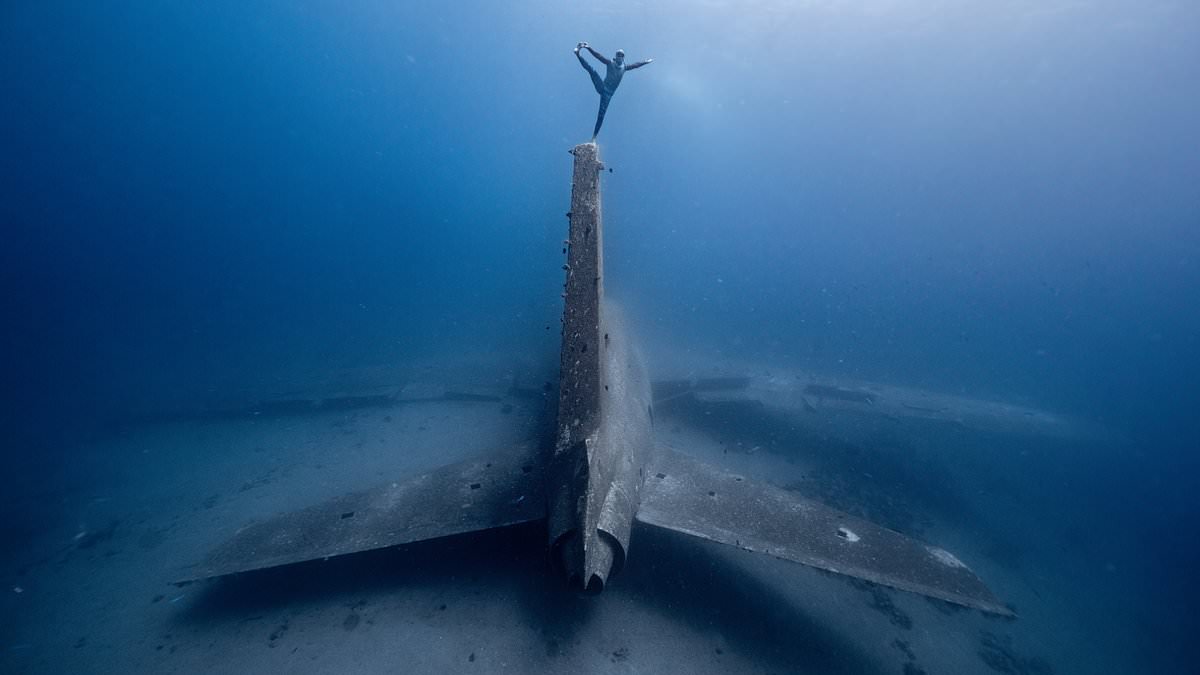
577 52 605 94
592 94 611 139
588 70 604 95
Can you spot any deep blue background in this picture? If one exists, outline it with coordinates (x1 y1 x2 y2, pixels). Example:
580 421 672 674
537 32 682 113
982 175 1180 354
1 0 1197 657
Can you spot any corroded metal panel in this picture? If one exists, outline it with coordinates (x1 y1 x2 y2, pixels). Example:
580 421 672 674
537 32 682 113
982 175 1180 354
636 447 1013 616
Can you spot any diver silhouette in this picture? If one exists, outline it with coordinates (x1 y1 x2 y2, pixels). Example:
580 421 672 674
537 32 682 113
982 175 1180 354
575 42 652 139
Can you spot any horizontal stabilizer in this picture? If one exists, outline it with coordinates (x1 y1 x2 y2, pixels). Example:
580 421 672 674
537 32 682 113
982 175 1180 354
635 448 1012 616
178 446 546 583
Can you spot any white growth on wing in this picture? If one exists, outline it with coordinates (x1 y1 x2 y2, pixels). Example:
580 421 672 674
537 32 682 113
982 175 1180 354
928 546 967 568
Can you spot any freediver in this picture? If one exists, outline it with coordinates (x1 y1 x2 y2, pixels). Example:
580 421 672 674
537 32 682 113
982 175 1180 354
574 42 653 139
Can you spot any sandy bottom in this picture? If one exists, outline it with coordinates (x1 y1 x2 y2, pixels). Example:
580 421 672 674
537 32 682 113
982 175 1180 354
0 377 1180 674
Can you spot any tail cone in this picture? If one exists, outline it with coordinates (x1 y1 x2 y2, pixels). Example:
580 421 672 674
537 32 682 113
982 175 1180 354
554 528 617 595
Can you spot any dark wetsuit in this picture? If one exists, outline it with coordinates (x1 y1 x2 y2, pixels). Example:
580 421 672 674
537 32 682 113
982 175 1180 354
576 45 651 139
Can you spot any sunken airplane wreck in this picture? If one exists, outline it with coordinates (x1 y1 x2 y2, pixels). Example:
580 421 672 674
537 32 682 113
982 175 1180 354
177 143 1013 617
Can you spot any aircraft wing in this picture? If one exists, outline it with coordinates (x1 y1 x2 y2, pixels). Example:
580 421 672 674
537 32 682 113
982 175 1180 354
635 446 1013 616
177 444 547 583
652 372 1086 441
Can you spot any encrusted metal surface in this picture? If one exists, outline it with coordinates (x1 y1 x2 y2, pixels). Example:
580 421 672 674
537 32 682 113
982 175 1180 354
555 141 605 454
179 446 546 583
636 447 1013 616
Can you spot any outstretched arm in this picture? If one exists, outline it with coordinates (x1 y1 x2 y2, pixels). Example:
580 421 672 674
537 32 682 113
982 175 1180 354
625 58 654 71
583 44 612 66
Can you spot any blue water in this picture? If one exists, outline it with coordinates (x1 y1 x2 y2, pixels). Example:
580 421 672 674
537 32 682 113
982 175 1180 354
2 2 1197 673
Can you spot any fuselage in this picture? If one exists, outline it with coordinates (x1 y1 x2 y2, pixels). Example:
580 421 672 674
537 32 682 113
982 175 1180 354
548 302 653 593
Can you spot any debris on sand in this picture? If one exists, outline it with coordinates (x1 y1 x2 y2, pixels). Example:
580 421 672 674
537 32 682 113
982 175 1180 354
978 631 1054 675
